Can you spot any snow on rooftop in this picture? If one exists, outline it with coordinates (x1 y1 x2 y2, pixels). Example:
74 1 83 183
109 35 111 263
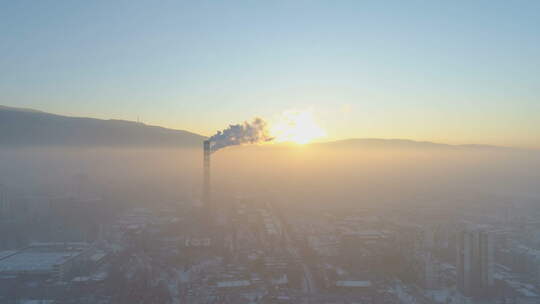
216 280 251 288
518 287 539 298
0 250 17 260
0 251 80 273
336 280 372 287
90 252 106 262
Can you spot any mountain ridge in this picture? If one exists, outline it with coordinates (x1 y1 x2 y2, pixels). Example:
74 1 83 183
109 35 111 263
0 105 525 150
0 105 206 147
314 138 516 150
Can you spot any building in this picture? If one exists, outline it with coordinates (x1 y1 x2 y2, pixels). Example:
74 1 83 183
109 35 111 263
456 229 494 297
413 252 438 289
397 225 440 289
0 243 95 281
499 244 540 288
335 280 371 288
332 279 374 297
340 230 390 273
307 234 339 257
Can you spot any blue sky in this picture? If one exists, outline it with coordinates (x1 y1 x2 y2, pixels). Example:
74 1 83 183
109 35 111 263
1 1 539 147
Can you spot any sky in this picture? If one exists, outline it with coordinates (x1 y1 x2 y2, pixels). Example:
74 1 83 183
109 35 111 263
1 0 539 147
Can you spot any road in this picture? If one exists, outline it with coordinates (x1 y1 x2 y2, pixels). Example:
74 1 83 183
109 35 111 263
267 201 318 297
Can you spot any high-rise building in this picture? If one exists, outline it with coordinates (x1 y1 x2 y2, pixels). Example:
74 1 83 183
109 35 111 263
398 226 440 289
456 229 494 296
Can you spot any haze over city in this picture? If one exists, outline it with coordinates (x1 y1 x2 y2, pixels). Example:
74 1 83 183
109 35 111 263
1 1 539 304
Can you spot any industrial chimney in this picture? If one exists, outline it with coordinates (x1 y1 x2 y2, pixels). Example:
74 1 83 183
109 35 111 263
203 140 211 209
202 117 271 222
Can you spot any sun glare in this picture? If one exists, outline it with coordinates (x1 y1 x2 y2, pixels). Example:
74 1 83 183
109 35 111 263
270 110 326 144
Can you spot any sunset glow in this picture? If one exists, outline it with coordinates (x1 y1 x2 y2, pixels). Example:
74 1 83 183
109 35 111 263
270 111 326 144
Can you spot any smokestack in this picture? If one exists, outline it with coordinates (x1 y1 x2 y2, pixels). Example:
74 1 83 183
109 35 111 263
202 117 271 221
203 140 211 209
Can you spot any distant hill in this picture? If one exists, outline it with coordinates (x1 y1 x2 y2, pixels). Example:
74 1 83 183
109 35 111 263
0 105 521 151
0 105 206 147
315 138 513 151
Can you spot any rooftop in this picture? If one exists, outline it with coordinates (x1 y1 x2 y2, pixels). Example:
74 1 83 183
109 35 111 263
0 244 89 274
0 251 79 273
336 280 372 288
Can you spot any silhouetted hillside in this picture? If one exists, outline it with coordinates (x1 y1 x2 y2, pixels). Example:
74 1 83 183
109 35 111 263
0 105 205 147
316 138 514 151
0 105 521 151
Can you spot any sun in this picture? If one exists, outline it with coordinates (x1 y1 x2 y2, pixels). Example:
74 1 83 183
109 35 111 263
270 110 326 144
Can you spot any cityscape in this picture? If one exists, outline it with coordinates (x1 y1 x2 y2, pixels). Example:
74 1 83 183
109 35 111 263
1 1 539 303
0 122 539 303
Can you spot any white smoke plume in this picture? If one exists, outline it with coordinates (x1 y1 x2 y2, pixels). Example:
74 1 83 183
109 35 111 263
208 118 273 152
